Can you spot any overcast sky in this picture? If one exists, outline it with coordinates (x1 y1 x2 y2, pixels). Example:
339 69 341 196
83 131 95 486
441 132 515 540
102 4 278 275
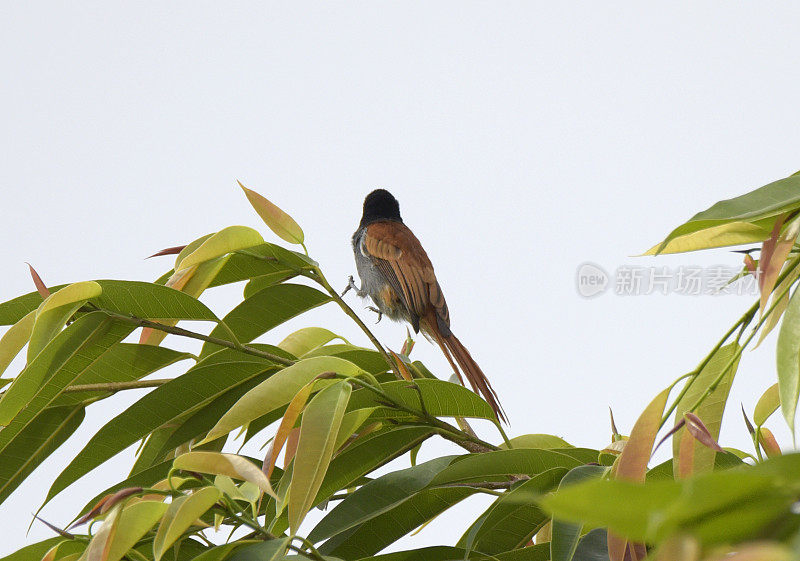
3 2 800 555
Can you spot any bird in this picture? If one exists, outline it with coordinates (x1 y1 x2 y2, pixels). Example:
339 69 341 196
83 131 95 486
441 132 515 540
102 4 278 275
344 188 507 423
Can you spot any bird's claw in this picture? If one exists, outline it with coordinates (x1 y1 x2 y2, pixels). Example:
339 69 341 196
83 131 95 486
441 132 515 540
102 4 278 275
367 306 383 323
341 275 360 297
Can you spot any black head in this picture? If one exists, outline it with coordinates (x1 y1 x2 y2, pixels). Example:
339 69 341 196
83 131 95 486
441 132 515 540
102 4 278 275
360 189 402 227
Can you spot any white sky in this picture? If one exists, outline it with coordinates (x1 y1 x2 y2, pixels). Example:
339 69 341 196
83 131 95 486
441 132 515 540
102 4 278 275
3 2 800 555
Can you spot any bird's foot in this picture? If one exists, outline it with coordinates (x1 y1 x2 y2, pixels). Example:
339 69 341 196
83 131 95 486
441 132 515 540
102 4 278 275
341 275 361 297
366 306 383 323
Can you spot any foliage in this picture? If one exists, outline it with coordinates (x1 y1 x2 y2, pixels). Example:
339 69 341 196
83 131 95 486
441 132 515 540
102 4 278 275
2 175 800 561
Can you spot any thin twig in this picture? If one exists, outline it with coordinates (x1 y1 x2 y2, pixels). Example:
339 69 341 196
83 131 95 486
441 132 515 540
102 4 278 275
62 379 172 393
100 311 296 366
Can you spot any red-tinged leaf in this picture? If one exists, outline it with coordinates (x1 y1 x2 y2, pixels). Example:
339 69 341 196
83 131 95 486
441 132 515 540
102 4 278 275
615 387 671 482
684 412 725 453
654 418 685 455
147 245 187 259
390 351 413 381
34 515 74 538
238 180 305 245
400 330 415 356
284 427 300 468
610 407 621 439
27 263 50 298
744 254 757 275
71 487 143 528
677 427 695 479
742 405 756 437
758 427 782 458
759 214 800 317
608 534 647 561
264 383 314 479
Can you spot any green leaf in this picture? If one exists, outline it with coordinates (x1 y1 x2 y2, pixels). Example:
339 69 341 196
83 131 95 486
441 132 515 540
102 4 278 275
154 373 278 461
646 173 800 255
200 283 330 357
153 486 222 561
356 545 550 561
174 452 276 497
227 538 292 561
279 327 347 357
0 310 35 376
541 456 800 544
188 543 255 561
319 487 475 559
304 344 390 374
672 344 740 475
500 433 574 449
429 449 584 486
462 468 569 554
91 280 218 321
44 352 276 506
50 343 193 406
28 281 103 360
550 465 607 561
239 181 305 245
314 426 434 506
289 381 352 533
104 500 169 561
78 459 173 519
209 244 306 291
0 312 132 442
0 405 84 504
0 285 72 326
0 538 82 561
754 383 781 426
176 226 264 271
777 289 800 434
204 356 362 442
308 456 457 542
346 379 496 420
572 529 610 561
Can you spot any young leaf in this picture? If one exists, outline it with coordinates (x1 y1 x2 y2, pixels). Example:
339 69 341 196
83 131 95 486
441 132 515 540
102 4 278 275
27 281 103 361
100 500 168 561
238 181 305 245
0 310 35 376
173 452 276 497
204 356 362 442
672 344 739 475
27 264 50 298
757 427 782 458
759 214 800 317
683 412 724 452
754 383 781 427
279 327 347 358
288 381 351 533
152 486 222 561
776 286 800 435
616 387 671 482
176 226 264 271
264 382 314 478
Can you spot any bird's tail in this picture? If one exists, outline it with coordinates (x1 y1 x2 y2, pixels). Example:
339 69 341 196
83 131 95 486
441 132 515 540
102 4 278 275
427 324 507 424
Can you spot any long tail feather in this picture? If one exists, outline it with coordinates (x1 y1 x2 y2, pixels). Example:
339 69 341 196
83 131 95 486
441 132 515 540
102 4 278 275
426 323 507 423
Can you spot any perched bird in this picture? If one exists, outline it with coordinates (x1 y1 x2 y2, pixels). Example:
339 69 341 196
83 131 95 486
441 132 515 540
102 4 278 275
345 189 507 423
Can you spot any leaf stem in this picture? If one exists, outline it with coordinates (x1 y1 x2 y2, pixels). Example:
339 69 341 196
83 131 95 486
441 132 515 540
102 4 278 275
347 377 498 453
307 268 395 371
98 310 296 366
62 379 172 393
